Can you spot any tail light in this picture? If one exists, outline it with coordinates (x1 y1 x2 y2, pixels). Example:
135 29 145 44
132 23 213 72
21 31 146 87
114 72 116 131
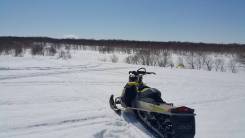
171 106 194 114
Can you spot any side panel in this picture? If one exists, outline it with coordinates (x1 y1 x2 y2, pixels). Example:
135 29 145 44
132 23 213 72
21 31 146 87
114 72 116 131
135 101 173 113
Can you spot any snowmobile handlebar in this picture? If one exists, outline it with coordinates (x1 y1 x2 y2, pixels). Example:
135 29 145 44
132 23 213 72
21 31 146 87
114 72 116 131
129 68 156 76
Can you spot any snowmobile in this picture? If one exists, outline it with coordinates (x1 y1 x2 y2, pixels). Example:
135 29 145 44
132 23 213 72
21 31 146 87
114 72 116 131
109 68 196 138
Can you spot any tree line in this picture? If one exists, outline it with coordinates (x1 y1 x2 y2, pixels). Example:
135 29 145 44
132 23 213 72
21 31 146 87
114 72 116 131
1 36 245 54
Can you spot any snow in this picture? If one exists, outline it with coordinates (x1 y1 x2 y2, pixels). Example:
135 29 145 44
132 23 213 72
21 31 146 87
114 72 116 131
0 50 245 138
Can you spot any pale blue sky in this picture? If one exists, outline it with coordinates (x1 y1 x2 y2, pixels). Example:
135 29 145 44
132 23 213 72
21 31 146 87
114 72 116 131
0 0 245 43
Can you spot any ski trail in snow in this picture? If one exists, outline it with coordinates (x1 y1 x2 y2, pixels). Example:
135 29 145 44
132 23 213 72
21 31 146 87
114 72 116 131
0 64 101 80
0 80 123 87
1 114 110 138
13 115 108 130
0 63 91 71
0 65 133 81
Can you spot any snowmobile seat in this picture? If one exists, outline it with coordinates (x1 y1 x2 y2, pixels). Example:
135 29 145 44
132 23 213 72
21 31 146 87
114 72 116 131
137 88 165 104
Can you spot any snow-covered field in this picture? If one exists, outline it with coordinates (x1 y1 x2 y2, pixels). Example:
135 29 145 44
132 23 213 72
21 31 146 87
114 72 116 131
1 50 245 138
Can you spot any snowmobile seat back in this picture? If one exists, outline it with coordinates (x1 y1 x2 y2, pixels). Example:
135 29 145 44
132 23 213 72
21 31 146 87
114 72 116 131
121 83 138 107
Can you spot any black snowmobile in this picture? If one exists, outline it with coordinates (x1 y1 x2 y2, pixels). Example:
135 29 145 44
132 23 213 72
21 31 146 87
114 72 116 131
109 68 196 138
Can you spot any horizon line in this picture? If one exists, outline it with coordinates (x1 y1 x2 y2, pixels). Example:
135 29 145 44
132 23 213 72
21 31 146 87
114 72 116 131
0 35 244 45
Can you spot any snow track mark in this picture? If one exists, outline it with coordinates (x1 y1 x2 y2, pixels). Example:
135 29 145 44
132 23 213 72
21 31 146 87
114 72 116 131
12 115 107 130
0 64 101 80
0 65 132 81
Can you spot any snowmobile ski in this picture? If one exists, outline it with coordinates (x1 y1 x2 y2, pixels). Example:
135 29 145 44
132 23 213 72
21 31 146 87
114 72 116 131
109 95 121 115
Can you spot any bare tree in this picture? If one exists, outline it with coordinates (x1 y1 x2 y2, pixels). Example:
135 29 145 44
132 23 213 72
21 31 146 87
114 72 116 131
204 56 214 71
228 59 238 73
14 47 24 57
48 46 57 56
58 49 71 59
214 58 224 71
185 52 195 69
194 55 203 70
150 54 159 66
125 54 140 64
31 44 44 56
201 54 208 67
132 55 140 64
158 50 171 67
220 64 226 72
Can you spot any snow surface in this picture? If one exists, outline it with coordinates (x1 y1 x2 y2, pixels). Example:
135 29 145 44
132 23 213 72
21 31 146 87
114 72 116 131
1 50 245 138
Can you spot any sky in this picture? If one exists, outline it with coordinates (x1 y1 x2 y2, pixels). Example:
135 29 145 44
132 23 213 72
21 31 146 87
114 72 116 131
0 0 245 44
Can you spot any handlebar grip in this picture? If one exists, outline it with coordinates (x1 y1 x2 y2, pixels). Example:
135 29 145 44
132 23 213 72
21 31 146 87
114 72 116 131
147 72 156 75
137 71 146 74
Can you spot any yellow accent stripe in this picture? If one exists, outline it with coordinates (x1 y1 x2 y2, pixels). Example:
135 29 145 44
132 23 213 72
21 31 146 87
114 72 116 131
139 88 149 93
138 101 167 113
127 82 139 86
150 104 167 112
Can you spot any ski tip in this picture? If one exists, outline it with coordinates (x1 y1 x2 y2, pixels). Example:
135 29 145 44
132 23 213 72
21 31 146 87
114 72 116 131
109 95 114 103
109 94 122 115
